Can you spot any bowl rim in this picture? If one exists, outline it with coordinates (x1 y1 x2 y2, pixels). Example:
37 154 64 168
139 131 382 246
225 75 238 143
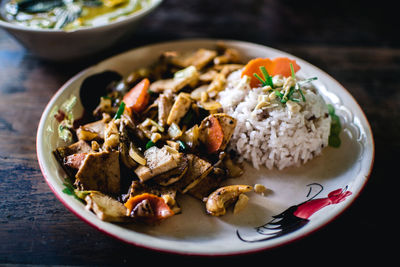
0 0 162 33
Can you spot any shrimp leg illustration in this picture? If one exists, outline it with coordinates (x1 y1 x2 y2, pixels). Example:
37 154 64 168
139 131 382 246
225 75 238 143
237 183 352 243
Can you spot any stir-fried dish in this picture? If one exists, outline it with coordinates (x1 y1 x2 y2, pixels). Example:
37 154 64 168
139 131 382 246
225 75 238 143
53 43 341 224
53 43 254 223
1 0 152 30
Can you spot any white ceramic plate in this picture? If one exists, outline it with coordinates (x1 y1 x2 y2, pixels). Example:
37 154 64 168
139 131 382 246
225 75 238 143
36 39 374 256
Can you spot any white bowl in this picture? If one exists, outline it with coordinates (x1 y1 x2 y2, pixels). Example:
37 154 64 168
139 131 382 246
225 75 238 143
0 0 162 60
36 39 374 255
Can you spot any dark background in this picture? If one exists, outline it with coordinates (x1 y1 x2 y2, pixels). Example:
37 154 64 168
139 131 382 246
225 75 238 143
0 0 398 264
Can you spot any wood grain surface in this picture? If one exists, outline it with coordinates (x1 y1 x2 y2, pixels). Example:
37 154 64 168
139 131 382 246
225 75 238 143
0 0 397 265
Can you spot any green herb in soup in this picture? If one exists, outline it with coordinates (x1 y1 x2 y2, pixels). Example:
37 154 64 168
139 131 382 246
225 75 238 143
2 0 151 30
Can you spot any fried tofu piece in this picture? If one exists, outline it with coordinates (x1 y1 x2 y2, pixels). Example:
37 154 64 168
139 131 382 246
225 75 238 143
158 93 173 127
75 151 120 194
134 146 180 182
167 92 192 126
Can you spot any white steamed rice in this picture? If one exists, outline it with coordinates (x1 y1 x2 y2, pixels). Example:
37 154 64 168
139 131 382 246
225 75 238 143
219 70 331 170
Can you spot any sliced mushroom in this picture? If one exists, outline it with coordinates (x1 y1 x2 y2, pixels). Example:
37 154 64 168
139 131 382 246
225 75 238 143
187 168 225 200
85 191 129 222
174 154 213 194
76 113 111 141
119 122 138 169
149 66 199 93
205 185 253 216
213 48 241 65
169 48 218 70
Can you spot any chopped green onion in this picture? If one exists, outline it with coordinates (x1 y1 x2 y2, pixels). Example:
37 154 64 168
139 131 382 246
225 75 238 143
298 77 318 85
260 66 274 88
287 86 296 99
253 73 266 85
298 88 306 102
290 63 296 80
145 140 155 149
274 89 284 98
177 140 186 152
114 101 125 119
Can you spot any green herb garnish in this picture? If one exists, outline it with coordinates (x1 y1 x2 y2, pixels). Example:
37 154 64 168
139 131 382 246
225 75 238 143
254 66 274 88
113 101 125 120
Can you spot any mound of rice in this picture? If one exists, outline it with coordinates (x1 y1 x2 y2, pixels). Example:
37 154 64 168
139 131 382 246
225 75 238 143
219 70 331 170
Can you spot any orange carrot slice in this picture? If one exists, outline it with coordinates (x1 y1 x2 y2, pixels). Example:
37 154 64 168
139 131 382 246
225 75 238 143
123 78 150 113
206 116 224 154
241 57 301 88
125 193 174 223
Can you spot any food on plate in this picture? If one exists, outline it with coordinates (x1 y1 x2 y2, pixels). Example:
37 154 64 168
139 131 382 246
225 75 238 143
1 0 152 30
52 43 341 224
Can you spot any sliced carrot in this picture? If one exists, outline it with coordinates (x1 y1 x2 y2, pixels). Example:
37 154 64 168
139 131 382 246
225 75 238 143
241 57 301 88
125 193 174 223
271 57 301 77
206 116 224 154
123 78 150 113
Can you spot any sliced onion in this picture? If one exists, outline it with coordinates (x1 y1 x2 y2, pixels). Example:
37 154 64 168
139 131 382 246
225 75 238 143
129 142 146 165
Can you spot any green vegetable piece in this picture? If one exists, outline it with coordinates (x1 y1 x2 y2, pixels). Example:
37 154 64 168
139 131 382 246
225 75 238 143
62 181 84 203
145 140 155 149
327 104 342 148
113 101 125 120
330 115 341 135
327 104 335 116
329 135 341 148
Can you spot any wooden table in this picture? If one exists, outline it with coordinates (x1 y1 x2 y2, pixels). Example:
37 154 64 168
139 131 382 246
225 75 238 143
1 0 397 264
